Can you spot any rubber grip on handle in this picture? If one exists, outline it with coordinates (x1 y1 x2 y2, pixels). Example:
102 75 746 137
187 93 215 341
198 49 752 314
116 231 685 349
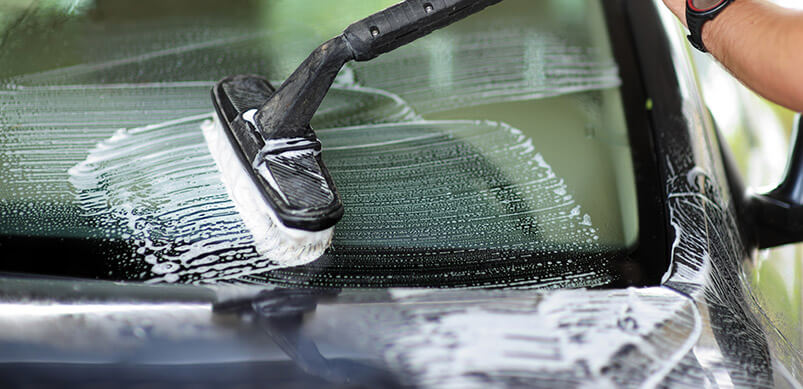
343 0 502 61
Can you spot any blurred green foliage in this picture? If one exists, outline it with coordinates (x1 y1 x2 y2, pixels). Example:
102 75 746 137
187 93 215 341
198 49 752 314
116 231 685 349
770 103 797 135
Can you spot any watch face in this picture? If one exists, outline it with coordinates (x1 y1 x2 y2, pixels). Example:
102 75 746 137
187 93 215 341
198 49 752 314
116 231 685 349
688 0 728 12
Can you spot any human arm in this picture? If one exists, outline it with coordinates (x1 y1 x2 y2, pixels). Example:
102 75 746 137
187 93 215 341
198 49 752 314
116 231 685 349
662 0 803 112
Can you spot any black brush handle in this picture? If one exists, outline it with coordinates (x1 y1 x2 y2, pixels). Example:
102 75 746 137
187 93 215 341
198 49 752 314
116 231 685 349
343 0 502 61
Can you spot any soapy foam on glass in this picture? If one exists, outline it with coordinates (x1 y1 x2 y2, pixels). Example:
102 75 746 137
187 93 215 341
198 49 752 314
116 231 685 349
49 84 415 284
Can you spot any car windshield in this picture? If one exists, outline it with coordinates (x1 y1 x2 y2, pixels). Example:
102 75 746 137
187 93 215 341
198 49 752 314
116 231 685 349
0 0 647 288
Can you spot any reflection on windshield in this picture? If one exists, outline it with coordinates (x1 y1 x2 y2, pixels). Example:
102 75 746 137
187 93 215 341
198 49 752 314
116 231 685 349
0 0 634 288
350 28 620 114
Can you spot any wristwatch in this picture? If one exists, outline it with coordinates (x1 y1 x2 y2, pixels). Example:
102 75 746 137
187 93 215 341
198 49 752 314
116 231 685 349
686 0 735 52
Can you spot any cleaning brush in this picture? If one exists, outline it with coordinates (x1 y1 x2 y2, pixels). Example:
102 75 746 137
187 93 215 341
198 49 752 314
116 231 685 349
205 0 504 263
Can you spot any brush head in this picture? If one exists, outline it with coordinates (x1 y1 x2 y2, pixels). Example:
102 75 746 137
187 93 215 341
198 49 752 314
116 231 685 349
210 75 344 232
205 75 342 263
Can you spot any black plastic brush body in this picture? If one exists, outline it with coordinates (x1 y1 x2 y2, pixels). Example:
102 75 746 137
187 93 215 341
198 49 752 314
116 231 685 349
206 0 504 261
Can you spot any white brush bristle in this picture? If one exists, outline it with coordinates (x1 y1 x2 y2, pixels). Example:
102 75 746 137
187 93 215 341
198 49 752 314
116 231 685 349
201 115 334 266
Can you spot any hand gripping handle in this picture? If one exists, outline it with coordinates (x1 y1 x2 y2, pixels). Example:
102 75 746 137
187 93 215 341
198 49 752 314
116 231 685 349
343 0 502 61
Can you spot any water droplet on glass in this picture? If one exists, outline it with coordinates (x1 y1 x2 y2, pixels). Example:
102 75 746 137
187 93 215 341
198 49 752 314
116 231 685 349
617 316 639 332
152 262 179 274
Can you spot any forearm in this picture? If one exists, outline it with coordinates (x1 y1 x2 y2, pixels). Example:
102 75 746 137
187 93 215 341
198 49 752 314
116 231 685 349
664 0 803 112
704 0 803 112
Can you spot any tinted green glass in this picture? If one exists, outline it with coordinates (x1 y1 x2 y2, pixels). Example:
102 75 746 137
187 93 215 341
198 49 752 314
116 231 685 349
0 0 639 288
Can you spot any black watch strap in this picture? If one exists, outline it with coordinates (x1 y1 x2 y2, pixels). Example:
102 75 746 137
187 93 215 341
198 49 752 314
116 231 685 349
686 11 710 52
686 0 734 53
